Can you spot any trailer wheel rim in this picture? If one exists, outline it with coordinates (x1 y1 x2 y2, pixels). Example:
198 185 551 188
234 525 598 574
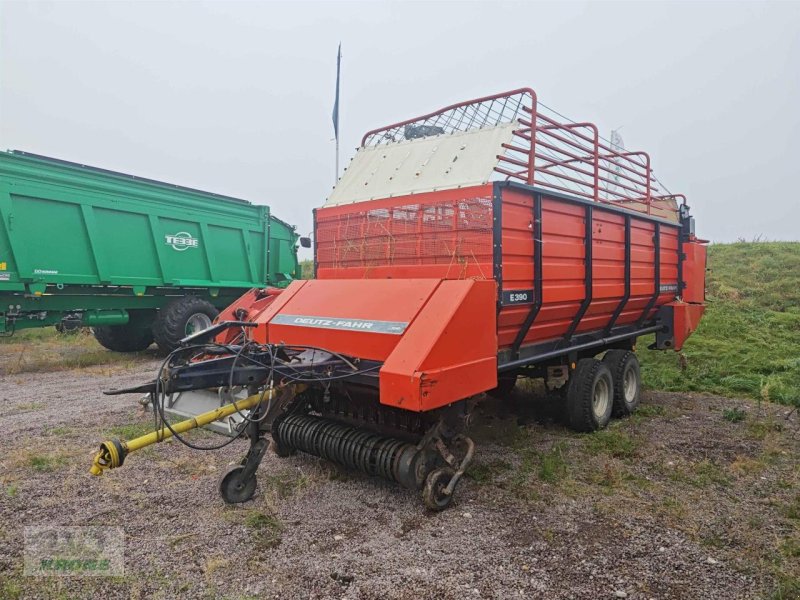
185 312 213 335
623 367 638 404
592 377 611 419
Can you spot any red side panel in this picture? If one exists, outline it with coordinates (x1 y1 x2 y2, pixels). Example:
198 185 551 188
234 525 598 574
266 279 440 362
249 278 497 412
669 301 706 350
498 188 681 349
682 241 707 304
381 279 497 411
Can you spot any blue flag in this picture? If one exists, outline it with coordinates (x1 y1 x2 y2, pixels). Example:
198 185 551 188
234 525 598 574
332 43 341 140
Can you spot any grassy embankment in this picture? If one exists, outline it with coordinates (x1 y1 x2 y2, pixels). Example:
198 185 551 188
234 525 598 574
639 242 800 407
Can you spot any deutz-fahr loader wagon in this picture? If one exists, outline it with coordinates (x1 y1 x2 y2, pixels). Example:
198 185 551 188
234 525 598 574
91 87 707 510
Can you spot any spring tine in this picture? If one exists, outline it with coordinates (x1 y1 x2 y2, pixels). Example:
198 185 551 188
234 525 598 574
274 415 421 487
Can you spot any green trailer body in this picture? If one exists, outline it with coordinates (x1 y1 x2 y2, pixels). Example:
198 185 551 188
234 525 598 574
0 150 300 348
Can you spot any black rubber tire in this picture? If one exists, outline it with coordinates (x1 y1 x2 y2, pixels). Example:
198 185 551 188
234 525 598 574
218 464 257 504
566 358 614 432
603 350 642 417
92 310 155 353
486 374 518 399
422 467 456 511
153 296 218 354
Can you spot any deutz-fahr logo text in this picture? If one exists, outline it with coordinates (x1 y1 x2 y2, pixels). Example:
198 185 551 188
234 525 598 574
165 232 199 252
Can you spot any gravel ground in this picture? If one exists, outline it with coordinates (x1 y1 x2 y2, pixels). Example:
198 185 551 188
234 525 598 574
0 360 797 599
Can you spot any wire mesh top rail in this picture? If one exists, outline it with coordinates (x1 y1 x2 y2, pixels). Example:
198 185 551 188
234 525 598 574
360 88 684 216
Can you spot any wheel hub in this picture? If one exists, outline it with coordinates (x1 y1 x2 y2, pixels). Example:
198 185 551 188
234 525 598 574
592 377 611 419
185 312 213 336
623 368 638 403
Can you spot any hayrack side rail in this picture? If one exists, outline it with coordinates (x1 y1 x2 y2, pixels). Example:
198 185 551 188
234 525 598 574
361 87 684 217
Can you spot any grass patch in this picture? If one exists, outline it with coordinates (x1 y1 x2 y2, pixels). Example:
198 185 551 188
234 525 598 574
583 429 638 459
722 407 747 423
780 538 800 558
466 459 512 484
639 242 800 407
635 404 667 418
782 494 800 520
28 454 67 473
45 425 73 437
244 511 283 549
0 327 155 375
538 442 568 483
770 574 800 600
0 577 22 600
261 471 311 499
13 402 45 412
692 460 732 488
747 417 784 440
667 460 731 488
107 420 159 440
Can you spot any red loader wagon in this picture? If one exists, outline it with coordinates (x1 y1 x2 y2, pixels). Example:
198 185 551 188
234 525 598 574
92 88 706 510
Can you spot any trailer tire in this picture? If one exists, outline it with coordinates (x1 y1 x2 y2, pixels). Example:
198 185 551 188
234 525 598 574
153 296 219 354
603 350 641 417
93 310 155 353
566 358 613 432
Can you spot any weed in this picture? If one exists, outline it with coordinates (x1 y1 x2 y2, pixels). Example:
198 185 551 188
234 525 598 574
748 418 784 440
466 459 511 484
783 495 800 520
635 404 667 417
593 462 621 489
780 538 800 558
722 407 747 423
0 577 22 600
5 484 18 497
746 514 765 530
770 574 800 600
244 511 283 549
107 417 182 441
730 457 767 477
28 454 67 472
584 429 638 459
701 531 728 549
660 495 687 519
14 402 44 412
46 426 73 437
692 460 731 488
262 471 310 499
538 443 568 483
0 327 155 375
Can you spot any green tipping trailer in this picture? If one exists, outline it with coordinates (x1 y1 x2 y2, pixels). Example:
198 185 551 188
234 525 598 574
0 150 303 352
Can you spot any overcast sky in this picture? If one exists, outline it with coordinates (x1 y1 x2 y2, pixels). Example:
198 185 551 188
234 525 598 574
2 0 799 255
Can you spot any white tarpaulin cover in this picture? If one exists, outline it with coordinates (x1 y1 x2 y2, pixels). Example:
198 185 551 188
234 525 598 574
325 123 517 207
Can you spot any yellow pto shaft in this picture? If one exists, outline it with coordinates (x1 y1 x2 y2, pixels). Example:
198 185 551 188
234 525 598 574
89 387 285 476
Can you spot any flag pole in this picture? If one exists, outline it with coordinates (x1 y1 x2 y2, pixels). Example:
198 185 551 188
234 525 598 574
333 43 342 185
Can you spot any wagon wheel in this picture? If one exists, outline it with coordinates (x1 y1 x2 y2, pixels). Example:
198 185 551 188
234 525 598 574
218 464 257 504
422 467 456 511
